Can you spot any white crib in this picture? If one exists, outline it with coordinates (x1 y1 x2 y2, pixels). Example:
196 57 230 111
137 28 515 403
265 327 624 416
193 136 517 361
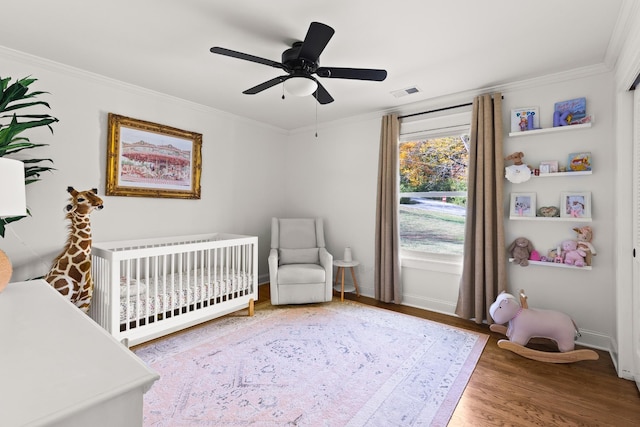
89 233 258 347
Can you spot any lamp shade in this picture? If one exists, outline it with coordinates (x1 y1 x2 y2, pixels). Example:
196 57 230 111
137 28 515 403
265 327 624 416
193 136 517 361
283 77 318 97
0 158 27 217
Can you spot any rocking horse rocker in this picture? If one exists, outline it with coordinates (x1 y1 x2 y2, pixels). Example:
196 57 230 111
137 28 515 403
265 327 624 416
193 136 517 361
489 290 599 363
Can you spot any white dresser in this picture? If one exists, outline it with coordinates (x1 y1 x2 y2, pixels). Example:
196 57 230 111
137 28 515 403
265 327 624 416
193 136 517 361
0 280 159 427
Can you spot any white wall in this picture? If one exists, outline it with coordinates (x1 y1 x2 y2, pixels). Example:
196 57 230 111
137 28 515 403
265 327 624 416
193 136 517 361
1 49 288 282
0 43 625 359
502 71 616 350
285 119 381 292
287 71 618 352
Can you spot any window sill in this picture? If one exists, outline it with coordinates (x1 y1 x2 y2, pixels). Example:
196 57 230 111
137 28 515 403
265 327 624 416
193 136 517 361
400 250 463 274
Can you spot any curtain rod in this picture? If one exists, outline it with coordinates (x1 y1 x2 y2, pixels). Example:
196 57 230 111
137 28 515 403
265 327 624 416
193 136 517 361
398 102 472 120
398 95 504 120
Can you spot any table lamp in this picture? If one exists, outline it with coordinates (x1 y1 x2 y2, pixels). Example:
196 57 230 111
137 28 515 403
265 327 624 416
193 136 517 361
0 157 27 292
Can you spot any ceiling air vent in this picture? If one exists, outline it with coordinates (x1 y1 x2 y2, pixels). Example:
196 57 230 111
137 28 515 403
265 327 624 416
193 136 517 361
391 86 422 98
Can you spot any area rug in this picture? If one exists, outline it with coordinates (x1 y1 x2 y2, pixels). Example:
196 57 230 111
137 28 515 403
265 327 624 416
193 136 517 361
134 301 488 426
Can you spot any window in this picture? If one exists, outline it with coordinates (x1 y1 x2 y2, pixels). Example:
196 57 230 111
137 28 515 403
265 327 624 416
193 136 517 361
398 110 471 258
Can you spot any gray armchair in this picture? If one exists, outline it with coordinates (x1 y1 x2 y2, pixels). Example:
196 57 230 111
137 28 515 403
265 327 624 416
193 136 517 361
268 217 333 305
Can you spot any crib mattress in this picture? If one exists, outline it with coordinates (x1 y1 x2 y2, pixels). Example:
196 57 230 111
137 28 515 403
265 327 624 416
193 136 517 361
119 272 253 322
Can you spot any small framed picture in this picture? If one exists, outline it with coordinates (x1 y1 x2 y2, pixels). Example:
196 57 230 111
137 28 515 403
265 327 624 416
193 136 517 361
560 192 591 218
539 161 558 174
567 152 592 171
510 107 540 132
510 192 536 218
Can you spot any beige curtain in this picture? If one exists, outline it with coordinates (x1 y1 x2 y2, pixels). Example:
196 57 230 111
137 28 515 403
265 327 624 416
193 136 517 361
374 114 401 303
455 93 507 324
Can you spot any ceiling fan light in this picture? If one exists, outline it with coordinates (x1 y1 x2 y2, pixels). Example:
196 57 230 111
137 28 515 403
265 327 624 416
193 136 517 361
284 77 318 97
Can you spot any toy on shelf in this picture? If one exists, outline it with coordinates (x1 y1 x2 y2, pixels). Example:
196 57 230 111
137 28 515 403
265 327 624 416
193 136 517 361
536 206 560 218
509 237 534 266
574 226 596 266
504 151 532 183
553 97 592 126
560 239 586 267
489 289 599 363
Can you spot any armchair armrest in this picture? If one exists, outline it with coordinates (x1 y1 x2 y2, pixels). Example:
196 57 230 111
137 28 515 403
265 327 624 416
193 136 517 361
319 247 334 296
318 247 332 268
268 248 279 303
268 248 279 276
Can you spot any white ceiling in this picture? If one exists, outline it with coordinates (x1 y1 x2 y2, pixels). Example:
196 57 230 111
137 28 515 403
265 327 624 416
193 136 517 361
0 0 626 131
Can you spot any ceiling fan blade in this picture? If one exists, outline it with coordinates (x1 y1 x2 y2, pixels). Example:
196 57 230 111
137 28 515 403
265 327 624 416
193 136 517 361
316 67 387 81
210 47 285 70
242 75 290 95
312 79 334 104
297 22 335 62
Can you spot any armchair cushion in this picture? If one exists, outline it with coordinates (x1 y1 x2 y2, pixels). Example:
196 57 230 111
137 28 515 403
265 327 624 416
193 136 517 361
277 264 326 285
279 248 319 265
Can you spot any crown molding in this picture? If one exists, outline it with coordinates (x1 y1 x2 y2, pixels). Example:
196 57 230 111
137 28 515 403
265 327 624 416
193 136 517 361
0 44 613 138
0 45 289 136
289 62 612 136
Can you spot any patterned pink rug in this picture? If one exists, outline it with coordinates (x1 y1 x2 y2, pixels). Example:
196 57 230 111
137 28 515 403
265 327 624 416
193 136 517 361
134 301 487 426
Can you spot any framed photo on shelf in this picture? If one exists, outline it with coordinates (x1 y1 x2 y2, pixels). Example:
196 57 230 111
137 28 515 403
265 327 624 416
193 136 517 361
539 160 558 174
105 113 203 199
560 192 591 219
510 192 536 218
510 107 540 132
567 152 592 171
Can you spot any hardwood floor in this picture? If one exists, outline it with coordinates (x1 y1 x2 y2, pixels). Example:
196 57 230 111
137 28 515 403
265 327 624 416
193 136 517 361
258 285 640 426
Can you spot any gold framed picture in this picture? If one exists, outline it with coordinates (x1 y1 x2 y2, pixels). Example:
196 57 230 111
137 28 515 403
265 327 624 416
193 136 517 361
105 113 202 199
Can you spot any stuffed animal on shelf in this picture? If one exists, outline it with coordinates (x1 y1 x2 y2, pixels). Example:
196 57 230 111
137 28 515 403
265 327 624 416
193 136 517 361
504 151 532 183
490 291 578 352
509 237 534 266
560 239 587 267
573 226 596 266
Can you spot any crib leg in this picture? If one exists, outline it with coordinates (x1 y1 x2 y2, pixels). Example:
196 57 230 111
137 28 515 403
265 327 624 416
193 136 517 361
248 298 255 317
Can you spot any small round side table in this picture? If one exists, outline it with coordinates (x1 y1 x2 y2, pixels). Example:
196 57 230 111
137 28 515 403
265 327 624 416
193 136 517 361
333 259 360 301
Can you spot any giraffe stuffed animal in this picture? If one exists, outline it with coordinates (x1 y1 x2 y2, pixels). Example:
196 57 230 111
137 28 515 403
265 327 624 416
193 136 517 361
45 187 104 313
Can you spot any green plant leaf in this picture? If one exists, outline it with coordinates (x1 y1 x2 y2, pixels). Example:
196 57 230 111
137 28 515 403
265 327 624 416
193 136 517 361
0 76 58 236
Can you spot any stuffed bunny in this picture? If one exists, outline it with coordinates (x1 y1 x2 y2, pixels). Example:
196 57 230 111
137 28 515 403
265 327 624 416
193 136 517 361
509 237 534 266
573 226 596 266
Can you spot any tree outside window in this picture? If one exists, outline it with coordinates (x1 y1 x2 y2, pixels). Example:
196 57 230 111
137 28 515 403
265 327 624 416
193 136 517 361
399 134 469 255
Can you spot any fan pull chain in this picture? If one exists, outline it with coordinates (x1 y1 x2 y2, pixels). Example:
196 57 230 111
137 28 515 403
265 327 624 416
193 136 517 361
315 96 318 138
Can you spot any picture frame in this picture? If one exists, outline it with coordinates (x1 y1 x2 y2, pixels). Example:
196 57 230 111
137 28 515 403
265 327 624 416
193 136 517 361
560 192 591 219
510 192 536 218
539 160 558 174
510 106 540 132
567 152 592 172
106 113 202 199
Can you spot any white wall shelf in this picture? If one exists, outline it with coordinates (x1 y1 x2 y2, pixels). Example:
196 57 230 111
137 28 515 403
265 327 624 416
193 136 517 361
509 258 592 270
509 122 592 137
535 170 592 177
509 216 592 222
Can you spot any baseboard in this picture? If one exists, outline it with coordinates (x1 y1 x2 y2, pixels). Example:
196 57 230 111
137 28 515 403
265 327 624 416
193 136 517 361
401 293 457 316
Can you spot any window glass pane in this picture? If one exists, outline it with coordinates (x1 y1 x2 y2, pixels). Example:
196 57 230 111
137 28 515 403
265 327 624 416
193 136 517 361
399 134 469 255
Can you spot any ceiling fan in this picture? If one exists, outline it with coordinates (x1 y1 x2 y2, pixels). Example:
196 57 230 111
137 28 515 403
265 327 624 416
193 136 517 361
210 22 387 104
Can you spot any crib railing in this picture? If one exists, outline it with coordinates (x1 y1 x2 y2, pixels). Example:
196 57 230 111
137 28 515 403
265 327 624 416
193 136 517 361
89 233 258 346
